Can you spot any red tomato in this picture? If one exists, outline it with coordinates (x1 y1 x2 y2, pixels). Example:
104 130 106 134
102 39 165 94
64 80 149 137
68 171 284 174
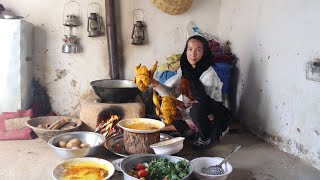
135 163 145 171
163 178 170 180
137 169 149 178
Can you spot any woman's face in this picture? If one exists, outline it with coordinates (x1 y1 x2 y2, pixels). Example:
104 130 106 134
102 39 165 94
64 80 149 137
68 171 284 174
186 39 204 68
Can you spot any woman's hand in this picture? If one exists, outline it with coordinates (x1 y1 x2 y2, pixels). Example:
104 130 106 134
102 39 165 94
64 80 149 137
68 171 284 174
185 119 198 131
176 100 186 110
184 100 197 108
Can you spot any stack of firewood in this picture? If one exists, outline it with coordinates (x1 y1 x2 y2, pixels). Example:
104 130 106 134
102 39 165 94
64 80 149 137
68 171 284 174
95 115 122 138
37 118 76 130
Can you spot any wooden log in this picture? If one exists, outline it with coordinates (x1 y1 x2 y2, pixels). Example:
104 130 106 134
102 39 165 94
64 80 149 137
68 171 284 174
48 118 68 130
124 130 160 154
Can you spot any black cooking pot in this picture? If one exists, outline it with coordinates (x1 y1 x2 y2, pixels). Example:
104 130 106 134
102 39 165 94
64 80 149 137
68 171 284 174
90 79 140 103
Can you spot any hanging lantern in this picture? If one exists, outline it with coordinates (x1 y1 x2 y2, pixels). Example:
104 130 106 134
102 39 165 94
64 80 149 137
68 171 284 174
87 2 103 37
62 0 80 53
131 9 146 45
87 13 102 37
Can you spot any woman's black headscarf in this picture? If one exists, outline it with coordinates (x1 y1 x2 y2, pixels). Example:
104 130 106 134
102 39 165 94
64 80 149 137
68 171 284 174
180 35 214 111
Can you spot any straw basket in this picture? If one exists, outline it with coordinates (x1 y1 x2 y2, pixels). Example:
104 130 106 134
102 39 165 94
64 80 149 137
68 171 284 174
151 0 193 15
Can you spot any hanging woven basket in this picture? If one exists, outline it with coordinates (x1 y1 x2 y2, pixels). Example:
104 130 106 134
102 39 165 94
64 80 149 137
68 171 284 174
151 0 193 15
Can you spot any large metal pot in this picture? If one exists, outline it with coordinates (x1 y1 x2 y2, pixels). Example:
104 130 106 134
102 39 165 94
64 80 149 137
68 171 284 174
90 79 140 103
121 154 193 180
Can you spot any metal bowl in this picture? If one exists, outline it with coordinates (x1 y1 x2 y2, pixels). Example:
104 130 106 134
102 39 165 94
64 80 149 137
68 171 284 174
90 79 140 103
121 154 193 180
48 131 106 160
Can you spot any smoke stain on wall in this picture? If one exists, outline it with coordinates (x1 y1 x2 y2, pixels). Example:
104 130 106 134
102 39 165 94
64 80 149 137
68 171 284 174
70 79 77 87
295 142 308 155
55 69 68 80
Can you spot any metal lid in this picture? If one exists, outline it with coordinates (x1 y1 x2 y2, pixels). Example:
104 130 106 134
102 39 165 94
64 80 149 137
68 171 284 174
0 11 23 19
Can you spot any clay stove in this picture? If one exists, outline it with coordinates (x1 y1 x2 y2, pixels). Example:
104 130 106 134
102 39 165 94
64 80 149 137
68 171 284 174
79 94 145 131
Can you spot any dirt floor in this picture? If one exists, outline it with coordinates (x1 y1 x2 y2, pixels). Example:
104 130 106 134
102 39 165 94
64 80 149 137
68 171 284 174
0 131 319 180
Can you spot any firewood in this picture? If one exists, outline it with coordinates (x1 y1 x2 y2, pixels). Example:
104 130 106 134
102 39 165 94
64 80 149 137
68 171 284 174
60 122 77 130
95 122 107 132
102 131 108 137
100 123 113 137
48 118 67 130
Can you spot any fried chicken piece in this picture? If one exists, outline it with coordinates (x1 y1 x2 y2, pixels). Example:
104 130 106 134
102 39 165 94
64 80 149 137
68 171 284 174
160 96 177 124
152 90 177 124
134 62 158 92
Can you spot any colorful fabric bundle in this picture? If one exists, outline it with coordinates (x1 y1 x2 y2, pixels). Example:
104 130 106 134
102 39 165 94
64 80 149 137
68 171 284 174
0 109 34 140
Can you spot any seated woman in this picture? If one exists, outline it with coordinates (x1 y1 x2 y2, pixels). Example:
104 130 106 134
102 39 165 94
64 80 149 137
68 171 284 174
152 35 231 149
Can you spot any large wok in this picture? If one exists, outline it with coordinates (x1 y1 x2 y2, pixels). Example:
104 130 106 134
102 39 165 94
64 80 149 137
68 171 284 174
90 79 140 103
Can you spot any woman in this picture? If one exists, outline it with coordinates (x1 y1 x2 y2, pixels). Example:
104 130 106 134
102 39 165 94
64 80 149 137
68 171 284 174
152 35 231 149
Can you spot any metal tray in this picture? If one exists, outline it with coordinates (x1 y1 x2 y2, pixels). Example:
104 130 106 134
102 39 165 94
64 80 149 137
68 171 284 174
105 133 173 157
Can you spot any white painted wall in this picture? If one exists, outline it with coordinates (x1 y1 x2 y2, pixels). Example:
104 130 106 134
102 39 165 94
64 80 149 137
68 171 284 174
2 0 110 116
219 0 320 169
1 0 221 115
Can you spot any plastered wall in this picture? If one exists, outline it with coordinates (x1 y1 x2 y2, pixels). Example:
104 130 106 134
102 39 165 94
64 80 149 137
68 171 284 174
2 0 110 115
219 0 320 169
1 0 221 115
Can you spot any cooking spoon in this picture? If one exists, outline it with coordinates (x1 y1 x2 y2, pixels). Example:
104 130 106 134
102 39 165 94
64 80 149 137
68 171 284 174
202 145 241 175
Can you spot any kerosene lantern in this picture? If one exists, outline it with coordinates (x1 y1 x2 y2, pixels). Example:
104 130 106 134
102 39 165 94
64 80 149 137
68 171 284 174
62 0 80 53
87 2 103 37
131 9 146 45
87 13 102 37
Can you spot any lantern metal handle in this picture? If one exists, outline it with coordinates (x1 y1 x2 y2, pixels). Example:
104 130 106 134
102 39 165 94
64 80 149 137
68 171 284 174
132 9 145 24
87 2 102 17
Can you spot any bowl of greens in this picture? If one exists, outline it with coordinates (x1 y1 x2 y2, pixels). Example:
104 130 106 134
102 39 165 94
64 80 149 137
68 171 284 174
121 154 193 180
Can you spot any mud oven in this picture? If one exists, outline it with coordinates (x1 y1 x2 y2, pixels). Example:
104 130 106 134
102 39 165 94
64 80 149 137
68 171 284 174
79 94 145 132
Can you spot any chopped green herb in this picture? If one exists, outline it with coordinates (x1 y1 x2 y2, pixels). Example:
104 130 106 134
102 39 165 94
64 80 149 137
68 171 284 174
147 158 190 180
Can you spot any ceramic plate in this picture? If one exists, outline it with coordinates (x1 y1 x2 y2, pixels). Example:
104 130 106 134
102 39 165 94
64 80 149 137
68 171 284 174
117 118 165 133
52 157 115 180
105 133 173 157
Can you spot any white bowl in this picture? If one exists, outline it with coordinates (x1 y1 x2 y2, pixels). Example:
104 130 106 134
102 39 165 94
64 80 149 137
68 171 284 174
52 157 115 180
191 157 233 180
48 131 106 160
150 137 185 155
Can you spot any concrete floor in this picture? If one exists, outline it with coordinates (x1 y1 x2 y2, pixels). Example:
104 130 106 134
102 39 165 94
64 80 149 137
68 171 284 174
0 131 319 180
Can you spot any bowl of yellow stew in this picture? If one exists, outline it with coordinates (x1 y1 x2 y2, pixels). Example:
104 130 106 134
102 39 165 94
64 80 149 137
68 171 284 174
52 157 115 180
117 118 165 134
